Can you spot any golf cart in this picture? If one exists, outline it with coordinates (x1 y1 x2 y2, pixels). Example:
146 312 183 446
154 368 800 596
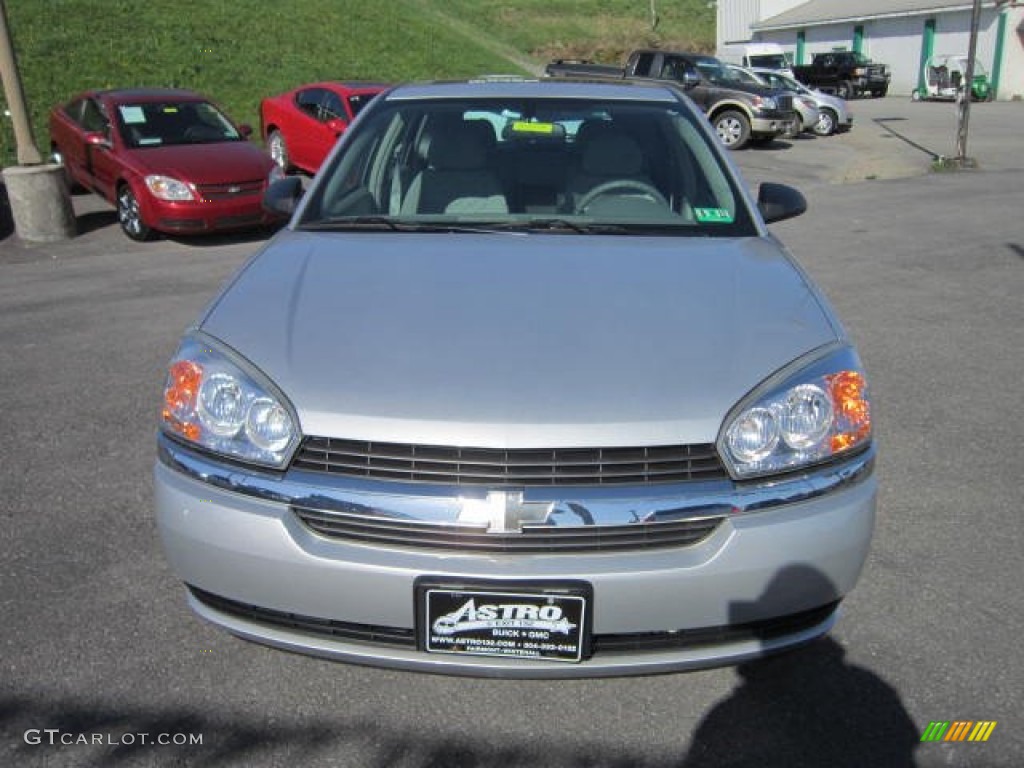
912 54 993 101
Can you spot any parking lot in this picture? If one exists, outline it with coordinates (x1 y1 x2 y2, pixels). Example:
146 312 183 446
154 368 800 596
1 96 1022 767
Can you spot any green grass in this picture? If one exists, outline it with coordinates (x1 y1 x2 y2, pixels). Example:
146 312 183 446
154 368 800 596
1 0 714 167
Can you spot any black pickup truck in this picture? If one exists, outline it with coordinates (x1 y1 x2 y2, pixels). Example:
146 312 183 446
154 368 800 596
792 51 891 99
546 49 797 150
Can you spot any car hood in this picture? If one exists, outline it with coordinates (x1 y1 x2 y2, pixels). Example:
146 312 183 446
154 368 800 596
128 141 273 183
201 232 840 448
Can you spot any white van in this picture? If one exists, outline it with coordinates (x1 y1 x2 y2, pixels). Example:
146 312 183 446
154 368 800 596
720 43 794 77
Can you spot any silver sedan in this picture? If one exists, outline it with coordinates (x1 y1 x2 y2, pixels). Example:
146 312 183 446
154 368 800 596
752 67 855 136
155 78 875 677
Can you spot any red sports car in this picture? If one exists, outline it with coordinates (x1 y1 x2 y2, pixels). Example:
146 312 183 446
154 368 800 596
49 88 282 241
259 81 387 174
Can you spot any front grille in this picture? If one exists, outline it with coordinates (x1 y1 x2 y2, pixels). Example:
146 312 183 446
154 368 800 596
159 218 204 231
292 437 729 487
214 213 262 228
196 180 263 201
775 94 793 111
293 505 723 552
189 586 415 646
189 585 838 656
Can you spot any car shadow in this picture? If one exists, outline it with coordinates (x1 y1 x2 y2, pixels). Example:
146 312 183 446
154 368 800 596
75 210 118 236
682 565 920 768
747 138 796 151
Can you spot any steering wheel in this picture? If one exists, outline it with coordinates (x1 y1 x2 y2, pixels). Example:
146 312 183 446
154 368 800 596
575 179 669 214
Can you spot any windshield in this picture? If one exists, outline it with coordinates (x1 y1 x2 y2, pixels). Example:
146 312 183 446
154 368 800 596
299 95 755 237
115 101 242 148
749 54 790 70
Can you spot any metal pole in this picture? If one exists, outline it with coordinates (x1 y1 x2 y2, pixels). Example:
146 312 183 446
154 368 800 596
955 0 983 165
0 0 41 165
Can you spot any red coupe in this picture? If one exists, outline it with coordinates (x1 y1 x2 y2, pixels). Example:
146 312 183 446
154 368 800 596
259 81 387 174
49 88 282 241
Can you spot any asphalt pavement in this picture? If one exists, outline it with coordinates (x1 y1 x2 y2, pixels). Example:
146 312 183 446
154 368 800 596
1 96 1022 767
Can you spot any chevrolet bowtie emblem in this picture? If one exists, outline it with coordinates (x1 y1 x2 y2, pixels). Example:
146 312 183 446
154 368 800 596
458 491 554 533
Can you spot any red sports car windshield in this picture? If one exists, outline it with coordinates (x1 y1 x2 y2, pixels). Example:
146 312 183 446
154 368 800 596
114 100 242 148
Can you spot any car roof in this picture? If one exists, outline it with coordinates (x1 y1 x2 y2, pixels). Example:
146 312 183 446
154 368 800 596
384 78 683 103
95 88 209 103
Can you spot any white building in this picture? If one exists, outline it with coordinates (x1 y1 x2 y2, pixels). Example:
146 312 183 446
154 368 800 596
716 1 1024 100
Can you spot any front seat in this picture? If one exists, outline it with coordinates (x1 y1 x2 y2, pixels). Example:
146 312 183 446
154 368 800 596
565 128 660 213
401 121 508 215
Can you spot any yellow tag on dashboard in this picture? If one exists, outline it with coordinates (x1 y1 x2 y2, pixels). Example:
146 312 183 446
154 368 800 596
510 121 555 134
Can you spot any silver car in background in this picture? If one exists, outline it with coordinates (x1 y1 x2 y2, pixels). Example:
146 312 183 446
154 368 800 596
724 63 820 138
752 67 854 137
155 78 875 677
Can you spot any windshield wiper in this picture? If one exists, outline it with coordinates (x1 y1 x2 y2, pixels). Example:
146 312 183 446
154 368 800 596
487 218 631 234
299 216 402 231
299 217 532 234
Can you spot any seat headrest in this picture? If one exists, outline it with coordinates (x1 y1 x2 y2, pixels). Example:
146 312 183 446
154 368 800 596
581 131 645 176
427 122 492 171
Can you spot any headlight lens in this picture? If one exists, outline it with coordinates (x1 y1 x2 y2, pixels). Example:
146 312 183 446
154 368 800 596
145 174 195 201
161 335 299 468
720 348 871 479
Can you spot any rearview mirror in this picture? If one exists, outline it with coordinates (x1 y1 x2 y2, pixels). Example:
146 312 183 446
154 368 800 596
262 176 304 217
757 182 806 224
680 70 700 89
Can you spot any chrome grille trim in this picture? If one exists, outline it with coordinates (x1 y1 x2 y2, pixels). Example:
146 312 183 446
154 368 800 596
292 436 729 486
292 505 723 552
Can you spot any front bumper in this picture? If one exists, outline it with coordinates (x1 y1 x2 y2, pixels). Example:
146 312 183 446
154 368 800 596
144 193 275 235
750 111 798 137
155 436 876 677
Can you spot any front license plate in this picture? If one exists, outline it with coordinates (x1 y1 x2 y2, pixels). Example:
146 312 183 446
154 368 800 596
417 579 591 663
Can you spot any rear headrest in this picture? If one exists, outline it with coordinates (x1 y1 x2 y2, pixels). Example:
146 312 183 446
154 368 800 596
427 122 491 171
581 131 645 176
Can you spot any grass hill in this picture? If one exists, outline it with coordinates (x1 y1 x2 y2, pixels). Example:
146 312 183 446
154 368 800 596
1 0 714 167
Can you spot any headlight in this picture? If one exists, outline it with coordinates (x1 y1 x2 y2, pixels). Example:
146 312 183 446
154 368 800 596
719 346 871 479
752 96 778 110
145 175 195 201
160 334 299 468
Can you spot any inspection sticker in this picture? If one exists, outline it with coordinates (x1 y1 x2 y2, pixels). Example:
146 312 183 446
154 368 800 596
694 207 735 223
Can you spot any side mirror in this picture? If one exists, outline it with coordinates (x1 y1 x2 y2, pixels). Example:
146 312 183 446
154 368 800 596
680 70 700 89
85 131 112 149
325 117 348 135
262 176 304 217
757 182 806 224
238 124 254 138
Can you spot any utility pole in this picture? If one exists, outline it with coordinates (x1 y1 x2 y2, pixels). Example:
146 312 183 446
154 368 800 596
0 0 75 242
954 0 983 166
0 0 41 164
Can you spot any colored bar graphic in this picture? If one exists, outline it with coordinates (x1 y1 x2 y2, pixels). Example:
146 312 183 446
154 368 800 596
945 721 973 741
920 720 997 742
969 722 997 742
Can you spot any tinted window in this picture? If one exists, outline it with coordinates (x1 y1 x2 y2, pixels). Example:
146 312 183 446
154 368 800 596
296 89 328 119
80 99 109 133
114 101 241 148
